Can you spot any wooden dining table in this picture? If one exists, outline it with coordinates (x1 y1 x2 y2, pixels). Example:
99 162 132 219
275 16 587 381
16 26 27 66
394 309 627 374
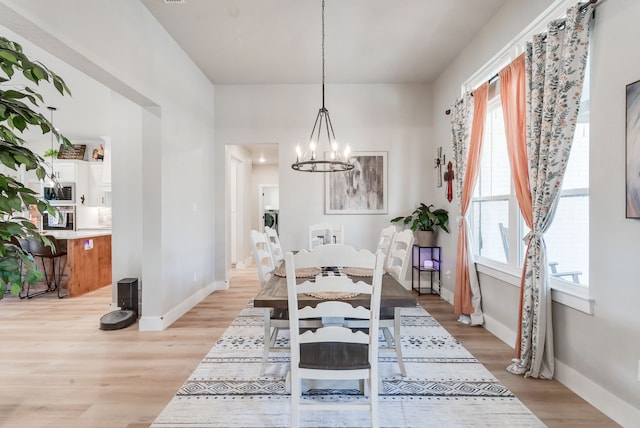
253 269 417 312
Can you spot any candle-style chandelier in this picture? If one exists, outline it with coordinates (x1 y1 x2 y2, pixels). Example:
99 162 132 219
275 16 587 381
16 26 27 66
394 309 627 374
291 0 354 173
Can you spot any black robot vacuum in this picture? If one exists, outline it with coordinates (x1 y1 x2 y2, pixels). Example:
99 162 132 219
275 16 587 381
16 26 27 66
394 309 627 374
99 309 137 330
99 278 139 330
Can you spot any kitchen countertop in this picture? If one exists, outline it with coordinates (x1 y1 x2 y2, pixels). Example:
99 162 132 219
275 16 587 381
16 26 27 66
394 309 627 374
43 230 112 240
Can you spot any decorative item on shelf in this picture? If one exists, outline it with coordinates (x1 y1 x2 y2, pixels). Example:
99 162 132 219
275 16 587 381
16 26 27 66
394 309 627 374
58 143 87 160
391 203 449 247
291 0 353 173
444 161 454 203
92 143 104 161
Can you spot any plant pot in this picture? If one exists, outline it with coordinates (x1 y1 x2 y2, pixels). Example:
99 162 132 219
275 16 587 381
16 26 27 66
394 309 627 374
415 230 434 247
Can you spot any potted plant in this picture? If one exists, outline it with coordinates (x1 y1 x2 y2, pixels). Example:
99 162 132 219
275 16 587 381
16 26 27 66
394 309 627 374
391 203 449 246
0 36 72 299
43 148 59 159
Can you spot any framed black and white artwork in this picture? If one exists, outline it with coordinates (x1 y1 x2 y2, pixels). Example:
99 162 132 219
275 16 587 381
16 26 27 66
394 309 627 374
626 79 640 218
325 151 387 214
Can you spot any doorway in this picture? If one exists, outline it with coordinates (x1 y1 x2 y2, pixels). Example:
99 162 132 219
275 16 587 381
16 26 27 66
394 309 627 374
225 144 279 273
259 184 279 233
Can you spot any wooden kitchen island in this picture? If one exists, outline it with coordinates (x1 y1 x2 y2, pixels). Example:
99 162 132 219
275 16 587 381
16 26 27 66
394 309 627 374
46 230 112 297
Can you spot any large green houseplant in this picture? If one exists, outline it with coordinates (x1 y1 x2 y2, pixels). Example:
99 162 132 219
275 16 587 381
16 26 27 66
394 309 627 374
0 36 72 298
391 203 449 246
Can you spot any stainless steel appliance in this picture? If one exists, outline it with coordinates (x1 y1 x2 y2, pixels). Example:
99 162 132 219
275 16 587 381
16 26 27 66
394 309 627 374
42 205 76 231
263 209 279 233
42 182 75 205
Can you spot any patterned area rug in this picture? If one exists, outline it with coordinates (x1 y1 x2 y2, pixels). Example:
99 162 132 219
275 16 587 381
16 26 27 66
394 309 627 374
152 302 545 428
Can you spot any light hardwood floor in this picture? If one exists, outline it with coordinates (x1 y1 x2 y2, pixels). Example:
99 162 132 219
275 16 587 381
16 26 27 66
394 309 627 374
0 267 619 428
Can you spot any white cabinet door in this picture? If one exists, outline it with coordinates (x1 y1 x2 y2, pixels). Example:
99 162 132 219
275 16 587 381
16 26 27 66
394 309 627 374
75 162 105 207
100 136 111 192
88 163 105 206
52 161 76 182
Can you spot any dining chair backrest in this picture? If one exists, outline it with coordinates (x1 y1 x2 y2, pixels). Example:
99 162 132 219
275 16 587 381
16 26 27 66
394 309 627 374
385 229 414 288
264 226 284 264
285 244 383 427
376 225 396 266
249 229 275 288
308 222 344 249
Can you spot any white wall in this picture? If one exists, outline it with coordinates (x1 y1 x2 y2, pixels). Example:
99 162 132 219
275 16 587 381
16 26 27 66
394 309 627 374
215 83 434 257
433 0 640 425
0 0 220 330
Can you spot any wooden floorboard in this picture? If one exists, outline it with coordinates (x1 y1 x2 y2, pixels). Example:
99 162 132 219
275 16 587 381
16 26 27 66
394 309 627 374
0 267 619 428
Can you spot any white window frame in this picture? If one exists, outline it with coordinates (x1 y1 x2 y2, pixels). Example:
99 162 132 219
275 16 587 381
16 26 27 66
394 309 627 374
462 0 593 314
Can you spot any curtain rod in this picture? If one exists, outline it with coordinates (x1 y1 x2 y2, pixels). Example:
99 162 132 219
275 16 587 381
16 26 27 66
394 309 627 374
445 0 599 116
580 0 598 13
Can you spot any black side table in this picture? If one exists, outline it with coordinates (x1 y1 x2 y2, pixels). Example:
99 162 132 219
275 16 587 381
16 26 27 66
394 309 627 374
411 244 441 296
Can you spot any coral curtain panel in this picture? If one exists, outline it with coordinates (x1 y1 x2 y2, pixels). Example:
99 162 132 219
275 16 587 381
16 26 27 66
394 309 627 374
499 54 533 229
453 82 488 326
506 3 594 379
499 53 533 360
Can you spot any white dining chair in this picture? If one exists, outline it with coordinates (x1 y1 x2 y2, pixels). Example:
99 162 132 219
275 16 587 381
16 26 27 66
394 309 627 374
377 228 415 377
385 229 414 289
249 229 288 375
286 245 383 428
308 222 344 249
376 225 396 268
264 226 284 264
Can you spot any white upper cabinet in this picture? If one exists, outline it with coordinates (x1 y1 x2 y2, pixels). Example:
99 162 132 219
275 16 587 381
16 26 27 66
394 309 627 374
74 161 107 207
100 136 111 192
51 161 76 182
88 162 105 206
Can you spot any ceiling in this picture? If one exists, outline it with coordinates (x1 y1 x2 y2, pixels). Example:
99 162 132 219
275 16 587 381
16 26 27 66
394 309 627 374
140 0 508 165
140 0 507 85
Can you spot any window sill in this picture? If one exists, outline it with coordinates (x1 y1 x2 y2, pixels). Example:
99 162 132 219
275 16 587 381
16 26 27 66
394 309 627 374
475 259 594 315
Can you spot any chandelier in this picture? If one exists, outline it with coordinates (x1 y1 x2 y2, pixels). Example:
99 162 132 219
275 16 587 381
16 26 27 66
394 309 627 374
291 0 353 173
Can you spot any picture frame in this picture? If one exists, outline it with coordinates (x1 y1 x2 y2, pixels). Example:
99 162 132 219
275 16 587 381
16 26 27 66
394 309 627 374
57 144 87 160
325 151 387 214
626 79 640 218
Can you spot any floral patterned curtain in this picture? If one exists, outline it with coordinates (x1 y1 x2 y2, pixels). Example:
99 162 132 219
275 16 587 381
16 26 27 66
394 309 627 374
452 85 486 326
507 2 594 379
451 94 473 207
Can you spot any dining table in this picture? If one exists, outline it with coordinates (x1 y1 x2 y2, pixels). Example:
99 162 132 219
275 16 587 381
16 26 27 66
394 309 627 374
254 264 417 377
253 267 417 312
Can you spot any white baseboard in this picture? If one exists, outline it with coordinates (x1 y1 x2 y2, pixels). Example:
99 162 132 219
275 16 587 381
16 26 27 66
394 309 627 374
439 286 454 305
481 314 639 425
138 281 218 331
213 279 229 291
234 256 253 270
555 360 640 427
482 312 516 348
481 316 639 425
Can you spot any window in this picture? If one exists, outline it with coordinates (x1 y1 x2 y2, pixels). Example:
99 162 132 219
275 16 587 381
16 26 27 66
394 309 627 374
471 83 513 264
470 74 590 286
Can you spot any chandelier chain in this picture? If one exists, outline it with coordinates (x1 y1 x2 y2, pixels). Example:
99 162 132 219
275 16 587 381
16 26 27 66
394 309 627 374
321 0 325 109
